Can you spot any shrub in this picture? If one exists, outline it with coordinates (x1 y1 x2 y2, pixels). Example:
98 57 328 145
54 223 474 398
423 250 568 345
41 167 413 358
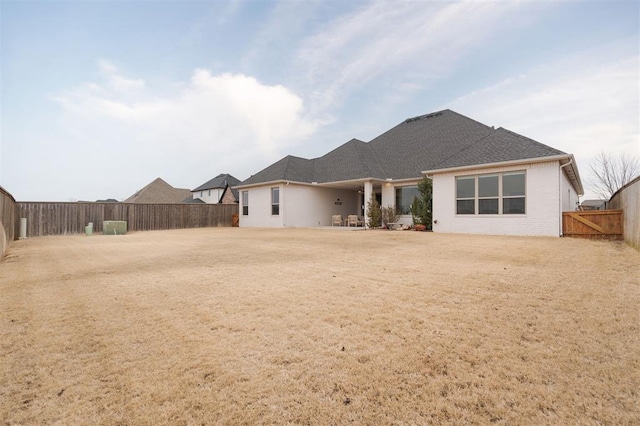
366 195 382 228
410 176 433 230
381 205 398 228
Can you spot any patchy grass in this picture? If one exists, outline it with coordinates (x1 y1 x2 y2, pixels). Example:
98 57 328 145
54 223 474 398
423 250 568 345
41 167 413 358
1 228 638 424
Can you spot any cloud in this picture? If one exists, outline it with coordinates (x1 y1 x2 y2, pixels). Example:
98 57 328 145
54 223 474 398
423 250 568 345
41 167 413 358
98 59 146 91
49 64 318 199
294 0 529 113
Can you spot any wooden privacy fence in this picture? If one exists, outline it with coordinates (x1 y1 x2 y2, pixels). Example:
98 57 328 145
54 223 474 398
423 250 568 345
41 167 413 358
18 202 239 238
562 210 623 240
1 186 18 256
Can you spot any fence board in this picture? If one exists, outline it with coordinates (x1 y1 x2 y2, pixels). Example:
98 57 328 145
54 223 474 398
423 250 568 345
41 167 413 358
17 202 238 238
562 210 623 240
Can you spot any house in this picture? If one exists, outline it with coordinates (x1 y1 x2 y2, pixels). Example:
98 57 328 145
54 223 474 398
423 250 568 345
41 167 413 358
124 178 192 204
580 199 606 210
235 110 583 236
191 173 241 204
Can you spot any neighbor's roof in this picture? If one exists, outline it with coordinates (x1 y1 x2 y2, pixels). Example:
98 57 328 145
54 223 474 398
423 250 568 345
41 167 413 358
580 199 606 208
124 178 192 204
238 109 582 193
192 173 241 192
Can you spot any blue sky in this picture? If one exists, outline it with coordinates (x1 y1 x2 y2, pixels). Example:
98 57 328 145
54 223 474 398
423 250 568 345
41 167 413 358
1 0 638 201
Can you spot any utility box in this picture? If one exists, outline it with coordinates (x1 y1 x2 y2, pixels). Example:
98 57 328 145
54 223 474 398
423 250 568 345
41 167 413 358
103 221 127 235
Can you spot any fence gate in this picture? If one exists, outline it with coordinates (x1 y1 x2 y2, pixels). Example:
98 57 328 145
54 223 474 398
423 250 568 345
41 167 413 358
562 210 623 240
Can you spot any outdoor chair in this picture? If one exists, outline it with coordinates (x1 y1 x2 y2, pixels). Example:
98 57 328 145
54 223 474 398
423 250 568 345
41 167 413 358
347 215 364 227
332 215 343 226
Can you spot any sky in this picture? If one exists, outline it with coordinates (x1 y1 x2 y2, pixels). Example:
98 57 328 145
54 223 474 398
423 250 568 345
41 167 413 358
1 0 638 202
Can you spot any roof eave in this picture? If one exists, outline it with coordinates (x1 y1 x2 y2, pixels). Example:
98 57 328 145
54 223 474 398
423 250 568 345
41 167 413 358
422 154 573 175
423 154 584 196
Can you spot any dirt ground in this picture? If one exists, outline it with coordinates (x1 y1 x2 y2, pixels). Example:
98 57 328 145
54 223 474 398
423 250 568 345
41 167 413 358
1 228 638 424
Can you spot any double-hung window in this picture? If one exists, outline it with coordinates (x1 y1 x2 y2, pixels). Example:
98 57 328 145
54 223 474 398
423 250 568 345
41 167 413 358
456 171 526 215
456 176 475 214
271 187 280 215
478 175 499 214
242 191 249 215
502 172 526 214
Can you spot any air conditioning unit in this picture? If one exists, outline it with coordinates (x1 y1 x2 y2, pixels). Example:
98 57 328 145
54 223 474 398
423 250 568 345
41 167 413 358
103 221 127 235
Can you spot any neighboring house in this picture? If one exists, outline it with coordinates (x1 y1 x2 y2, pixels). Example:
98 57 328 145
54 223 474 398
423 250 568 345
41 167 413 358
191 173 241 204
235 110 583 237
580 199 606 210
124 178 192 204
96 198 120 203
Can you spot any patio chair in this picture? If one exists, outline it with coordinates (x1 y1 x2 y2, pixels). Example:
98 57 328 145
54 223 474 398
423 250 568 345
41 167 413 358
347 215 364 227
332 215 343 226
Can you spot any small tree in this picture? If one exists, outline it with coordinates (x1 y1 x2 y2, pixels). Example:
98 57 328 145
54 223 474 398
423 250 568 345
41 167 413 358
410 176 433 230
589 151 640 200
366 195 382 228
381 205 398 228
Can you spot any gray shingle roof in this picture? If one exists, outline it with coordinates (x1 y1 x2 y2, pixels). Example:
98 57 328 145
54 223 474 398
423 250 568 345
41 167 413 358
429 127 567 171
238 110 572 186
192 173 241 192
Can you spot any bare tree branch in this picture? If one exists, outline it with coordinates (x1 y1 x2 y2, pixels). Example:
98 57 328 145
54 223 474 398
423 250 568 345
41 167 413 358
588 151 640 200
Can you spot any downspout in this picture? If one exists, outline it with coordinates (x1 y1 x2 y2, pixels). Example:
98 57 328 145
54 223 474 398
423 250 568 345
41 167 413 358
559 159 573 237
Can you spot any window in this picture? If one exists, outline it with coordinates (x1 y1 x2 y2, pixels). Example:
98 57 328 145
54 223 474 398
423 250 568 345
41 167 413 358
456 177 475 214
271 187 279 215
478 175 498 214
242 191 249 215
502 172 525 214
456 171 526 215
395 186 420 215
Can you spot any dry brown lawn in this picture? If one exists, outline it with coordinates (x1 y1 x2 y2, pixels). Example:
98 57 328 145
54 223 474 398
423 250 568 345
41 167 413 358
1 228 638 424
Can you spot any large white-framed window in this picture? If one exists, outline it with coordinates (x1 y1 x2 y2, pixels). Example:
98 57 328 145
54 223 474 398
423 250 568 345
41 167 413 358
242 191 249 215
271 187 279 216
395 186 419 215
456 171 526 215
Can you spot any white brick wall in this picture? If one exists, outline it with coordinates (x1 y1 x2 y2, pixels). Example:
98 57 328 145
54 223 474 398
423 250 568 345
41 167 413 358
432 161 566 237
239 184 359 228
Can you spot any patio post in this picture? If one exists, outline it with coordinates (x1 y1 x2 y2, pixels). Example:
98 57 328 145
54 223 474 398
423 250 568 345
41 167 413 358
364 181 373 228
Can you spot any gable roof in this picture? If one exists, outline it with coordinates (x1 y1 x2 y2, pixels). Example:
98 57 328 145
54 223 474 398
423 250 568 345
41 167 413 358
192 173 241 192
124 178 192 204
238 109 582 193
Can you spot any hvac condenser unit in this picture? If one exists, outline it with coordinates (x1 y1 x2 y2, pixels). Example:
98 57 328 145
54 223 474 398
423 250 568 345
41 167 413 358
103 221 127 235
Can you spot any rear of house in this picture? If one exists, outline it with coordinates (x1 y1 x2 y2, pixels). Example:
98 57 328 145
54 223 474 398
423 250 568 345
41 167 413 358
235 110 583 236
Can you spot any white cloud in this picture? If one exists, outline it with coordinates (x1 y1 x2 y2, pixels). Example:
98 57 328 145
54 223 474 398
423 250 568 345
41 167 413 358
98 59 145 91
49 64 318 199
295 0 530 113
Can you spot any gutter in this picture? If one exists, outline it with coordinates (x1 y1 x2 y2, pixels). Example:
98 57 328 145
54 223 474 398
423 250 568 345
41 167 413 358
559 158 573 237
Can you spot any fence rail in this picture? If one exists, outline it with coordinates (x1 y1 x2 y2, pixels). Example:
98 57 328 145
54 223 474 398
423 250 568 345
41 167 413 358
562 210 623 240
0 186 18 257
18 202 238 237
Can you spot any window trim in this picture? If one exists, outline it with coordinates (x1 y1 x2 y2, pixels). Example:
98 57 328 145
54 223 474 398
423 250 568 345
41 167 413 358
455 171 526 216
